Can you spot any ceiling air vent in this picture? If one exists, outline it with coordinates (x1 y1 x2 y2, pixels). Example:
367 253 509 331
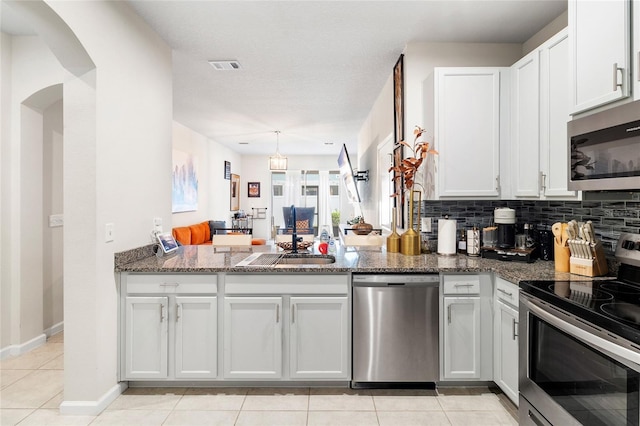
208 60 242 71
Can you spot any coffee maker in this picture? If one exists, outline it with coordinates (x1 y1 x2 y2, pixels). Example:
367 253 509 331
481 207 537 263
495 208 516 249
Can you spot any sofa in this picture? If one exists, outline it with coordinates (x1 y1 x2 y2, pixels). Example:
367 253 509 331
172 220 265 246
172 220 226 246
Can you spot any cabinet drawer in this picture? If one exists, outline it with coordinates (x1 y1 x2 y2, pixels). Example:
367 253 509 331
126 274 217 294
442 275 480 295
495 277 519 308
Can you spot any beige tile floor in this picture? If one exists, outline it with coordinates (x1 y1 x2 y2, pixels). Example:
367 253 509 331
1 333 519 425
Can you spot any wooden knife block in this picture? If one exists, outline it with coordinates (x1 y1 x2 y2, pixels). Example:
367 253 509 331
569 242 608 277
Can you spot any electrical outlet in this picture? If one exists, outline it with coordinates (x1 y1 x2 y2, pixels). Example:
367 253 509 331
105 223 115 242
421 217 432 233
153 217 163 233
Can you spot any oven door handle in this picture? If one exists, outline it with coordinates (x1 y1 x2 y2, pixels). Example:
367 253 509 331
526 298 640 369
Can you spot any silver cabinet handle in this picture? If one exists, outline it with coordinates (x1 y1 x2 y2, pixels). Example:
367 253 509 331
539 171 546 192
160 304 165 322
528 410 546 426
495 175 501 192
276 304 280 323
176 304 182 322
291 304 296 324
454 283 474 288
160 282 179 286
447 304 452 324
512 318 518 340
613 63 623 92
498 288 513 297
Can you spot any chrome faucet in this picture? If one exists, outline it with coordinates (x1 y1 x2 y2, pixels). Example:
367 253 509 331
290 204 302 253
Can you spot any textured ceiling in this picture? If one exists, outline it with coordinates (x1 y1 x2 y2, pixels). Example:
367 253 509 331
2 0 567 156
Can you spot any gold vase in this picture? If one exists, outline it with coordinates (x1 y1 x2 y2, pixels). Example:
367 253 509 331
387 207 401 253
401 190 421 255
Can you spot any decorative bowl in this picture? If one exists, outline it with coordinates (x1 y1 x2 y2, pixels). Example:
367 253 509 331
276 241 313 251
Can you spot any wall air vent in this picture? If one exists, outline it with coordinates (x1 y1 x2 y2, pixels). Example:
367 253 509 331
208 60 242 71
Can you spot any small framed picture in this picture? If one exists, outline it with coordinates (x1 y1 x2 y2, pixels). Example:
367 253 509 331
224 161 231 180
248 182 260 198
230 174 240 211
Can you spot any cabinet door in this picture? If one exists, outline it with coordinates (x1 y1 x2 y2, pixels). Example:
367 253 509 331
540 29 579 199
443 297 481 379
175 296 217 379
289 297 349 379
223 297 282 379
511 51 541 198
570 0 631 113
124 296 168 379
436 68 503 198
496 302 519 405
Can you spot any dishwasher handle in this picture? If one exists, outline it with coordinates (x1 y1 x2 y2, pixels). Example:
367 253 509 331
352 274 439 287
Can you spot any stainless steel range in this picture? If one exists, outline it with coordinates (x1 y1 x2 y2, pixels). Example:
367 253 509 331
519 232 640 426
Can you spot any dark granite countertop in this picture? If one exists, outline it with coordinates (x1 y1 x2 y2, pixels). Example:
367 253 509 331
115 243 612 284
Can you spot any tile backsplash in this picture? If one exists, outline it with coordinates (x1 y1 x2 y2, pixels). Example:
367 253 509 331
419 199 640 256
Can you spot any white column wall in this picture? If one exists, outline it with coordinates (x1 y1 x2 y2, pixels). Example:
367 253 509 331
43 0 172 409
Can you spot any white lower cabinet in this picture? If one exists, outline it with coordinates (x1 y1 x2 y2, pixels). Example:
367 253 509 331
175 296 217 379
222 274 350 381
121 274 218 381
494 277 519 406
440 273 493 382
223 297 283 379
443 297 481 379
495 302 519 403
123 295 218 380
124 296 169 379
289 297 349 379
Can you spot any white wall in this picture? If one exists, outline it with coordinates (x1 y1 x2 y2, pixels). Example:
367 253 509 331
171 121 242 229
0 32 11 350
42 99 64 333
1 34 66 352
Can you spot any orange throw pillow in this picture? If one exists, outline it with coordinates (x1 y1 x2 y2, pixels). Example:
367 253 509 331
189 223 208 245
295 219 309 230
172 227 191 245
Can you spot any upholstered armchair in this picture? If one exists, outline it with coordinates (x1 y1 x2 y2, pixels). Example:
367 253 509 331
282 206 315 235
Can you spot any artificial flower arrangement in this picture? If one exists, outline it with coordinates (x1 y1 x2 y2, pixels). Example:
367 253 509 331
389 125 438 196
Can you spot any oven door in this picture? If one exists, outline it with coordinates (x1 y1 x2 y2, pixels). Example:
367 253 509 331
520 294 640 426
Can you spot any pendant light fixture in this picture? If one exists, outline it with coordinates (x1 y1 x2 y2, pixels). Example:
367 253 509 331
269 130 288 170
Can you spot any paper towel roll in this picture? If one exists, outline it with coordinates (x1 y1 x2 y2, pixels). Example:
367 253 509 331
437 219 457 255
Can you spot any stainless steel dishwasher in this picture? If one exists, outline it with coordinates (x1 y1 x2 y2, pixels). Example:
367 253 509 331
352 274 440 386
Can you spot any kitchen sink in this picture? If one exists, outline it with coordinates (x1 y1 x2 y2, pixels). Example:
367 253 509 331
276 254 336 265
235 252 335 267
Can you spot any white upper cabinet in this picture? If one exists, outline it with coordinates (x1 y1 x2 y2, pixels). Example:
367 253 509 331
424 68 509 199
634 0 640 99
511 29 579 200
569 0 631 114
511 52 541 198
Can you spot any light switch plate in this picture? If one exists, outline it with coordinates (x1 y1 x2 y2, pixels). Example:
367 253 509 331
49 214 63 227
105 223 115 242
421 217 432 233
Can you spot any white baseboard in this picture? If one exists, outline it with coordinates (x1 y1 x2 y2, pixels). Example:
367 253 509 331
0 333 47 360
59 382 128 416
44 321 64 338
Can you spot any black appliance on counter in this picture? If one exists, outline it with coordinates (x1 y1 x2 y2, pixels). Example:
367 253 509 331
519 232 640 426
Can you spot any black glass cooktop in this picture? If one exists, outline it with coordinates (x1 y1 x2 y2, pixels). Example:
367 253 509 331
520 278 640 346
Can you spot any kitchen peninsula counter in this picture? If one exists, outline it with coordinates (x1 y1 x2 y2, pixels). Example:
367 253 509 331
115 244 606 284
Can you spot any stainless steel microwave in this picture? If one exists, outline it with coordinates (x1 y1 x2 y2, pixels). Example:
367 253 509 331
568 100 640 191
